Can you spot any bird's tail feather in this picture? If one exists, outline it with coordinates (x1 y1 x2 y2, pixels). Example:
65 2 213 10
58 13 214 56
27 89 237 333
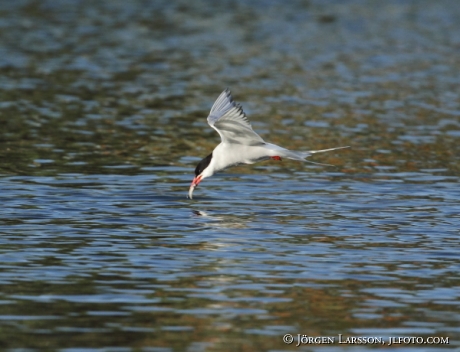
265 144 349 165
309 146 350 154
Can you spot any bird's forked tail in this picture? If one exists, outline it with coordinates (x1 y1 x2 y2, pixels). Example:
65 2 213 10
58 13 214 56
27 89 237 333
266 144 349 166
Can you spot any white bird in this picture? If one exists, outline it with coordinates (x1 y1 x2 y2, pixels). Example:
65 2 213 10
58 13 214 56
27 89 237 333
189 89 348 199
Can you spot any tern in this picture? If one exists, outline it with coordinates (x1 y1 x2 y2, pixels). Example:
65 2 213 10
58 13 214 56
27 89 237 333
188 89 348 199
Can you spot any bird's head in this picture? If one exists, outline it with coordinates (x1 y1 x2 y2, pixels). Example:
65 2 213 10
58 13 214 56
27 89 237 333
189 153 213 199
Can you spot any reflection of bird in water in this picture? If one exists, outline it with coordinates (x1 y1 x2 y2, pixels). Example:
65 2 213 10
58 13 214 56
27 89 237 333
189 89 348 199
191 210 247 229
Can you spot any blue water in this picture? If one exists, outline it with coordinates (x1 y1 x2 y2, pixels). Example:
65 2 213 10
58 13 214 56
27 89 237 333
1 0 459 350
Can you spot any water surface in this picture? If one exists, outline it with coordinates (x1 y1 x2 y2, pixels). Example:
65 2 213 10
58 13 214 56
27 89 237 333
0 0 459 351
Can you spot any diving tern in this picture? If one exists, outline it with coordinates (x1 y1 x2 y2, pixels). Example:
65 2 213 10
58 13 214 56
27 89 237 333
188 89 348 199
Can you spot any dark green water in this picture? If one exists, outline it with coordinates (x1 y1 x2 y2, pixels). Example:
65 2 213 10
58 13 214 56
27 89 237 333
1 1 459 351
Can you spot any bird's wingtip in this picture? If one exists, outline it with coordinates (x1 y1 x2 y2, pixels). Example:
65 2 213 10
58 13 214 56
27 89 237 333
224 87 232 99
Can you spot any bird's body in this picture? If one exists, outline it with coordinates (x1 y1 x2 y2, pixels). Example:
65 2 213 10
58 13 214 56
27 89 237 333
189 89 348 199
212 143 278 169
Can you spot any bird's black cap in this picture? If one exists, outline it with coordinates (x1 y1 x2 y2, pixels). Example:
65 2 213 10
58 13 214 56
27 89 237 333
195 153 212 176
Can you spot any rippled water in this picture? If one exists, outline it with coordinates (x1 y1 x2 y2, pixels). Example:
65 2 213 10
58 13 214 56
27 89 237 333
1 0 459 351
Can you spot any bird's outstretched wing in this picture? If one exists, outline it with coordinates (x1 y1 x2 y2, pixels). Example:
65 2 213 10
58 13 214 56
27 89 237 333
207 89 265 146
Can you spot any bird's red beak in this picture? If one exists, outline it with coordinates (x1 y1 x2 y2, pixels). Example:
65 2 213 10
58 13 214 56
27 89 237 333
188 175 202 199
191 175 202 188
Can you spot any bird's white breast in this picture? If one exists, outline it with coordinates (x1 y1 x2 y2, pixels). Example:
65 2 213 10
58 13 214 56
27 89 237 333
211 143 273 174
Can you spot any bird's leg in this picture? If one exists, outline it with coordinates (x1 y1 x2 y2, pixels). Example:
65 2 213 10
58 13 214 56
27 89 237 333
270 156 282 161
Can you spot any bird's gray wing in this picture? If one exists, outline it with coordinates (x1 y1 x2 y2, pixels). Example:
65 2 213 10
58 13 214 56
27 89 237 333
207 89 265 146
